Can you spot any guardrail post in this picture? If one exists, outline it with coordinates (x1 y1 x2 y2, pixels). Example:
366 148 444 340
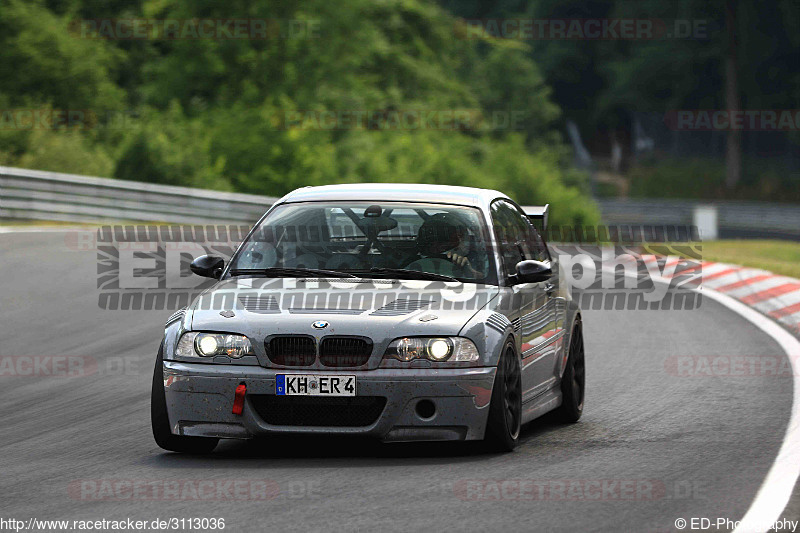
693 204 719 241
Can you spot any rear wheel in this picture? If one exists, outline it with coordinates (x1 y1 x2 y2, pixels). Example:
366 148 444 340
151 342 218 454
554 319 585 423
484 340 522 452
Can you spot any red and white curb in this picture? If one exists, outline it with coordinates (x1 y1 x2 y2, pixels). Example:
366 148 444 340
640 255 800 336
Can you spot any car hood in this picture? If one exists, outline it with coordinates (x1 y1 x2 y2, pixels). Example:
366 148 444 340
187 277 500 340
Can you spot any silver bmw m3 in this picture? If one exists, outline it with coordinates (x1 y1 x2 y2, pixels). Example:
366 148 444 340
151 184 585 453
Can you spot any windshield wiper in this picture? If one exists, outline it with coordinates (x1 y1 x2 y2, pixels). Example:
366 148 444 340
229 267 357 279
347 267 459 282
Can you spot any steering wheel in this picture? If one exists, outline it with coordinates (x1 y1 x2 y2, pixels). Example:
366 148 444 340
404 257 459 277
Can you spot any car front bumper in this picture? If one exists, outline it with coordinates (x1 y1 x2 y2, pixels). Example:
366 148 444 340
162 362 497 442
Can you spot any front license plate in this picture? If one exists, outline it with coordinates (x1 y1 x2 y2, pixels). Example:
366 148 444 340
276 374 356 396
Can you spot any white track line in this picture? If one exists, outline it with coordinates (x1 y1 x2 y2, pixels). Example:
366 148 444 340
702 286 800 533
606 266 800 533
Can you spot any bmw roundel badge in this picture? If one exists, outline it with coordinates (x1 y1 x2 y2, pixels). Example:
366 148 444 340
312 321 329 329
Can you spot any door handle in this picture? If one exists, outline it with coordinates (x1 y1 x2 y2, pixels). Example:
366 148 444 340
544 282 555 293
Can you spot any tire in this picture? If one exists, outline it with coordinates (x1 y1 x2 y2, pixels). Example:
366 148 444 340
554 319 585 423
151 342 219 454
484 339 522 452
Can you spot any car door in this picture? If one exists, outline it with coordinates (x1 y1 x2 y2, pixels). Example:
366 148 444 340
514 204 564 392
490 200 555 402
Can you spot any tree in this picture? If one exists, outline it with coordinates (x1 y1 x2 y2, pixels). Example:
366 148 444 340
724 0 741 189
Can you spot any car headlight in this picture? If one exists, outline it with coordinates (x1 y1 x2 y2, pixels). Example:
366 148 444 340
383 337 479 363
176 332 254 359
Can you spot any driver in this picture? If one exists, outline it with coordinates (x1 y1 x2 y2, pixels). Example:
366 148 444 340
416 213 486 278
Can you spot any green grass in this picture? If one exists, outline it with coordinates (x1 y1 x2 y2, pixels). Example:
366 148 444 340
0 219 96 227
646 240 800 279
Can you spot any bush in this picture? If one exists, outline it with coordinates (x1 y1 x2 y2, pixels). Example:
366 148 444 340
16 130 114 177
0 0 601 228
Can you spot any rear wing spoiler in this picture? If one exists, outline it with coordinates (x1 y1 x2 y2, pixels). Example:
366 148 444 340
522 204 549 232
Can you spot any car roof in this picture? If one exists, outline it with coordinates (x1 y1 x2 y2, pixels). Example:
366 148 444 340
279 183 511 208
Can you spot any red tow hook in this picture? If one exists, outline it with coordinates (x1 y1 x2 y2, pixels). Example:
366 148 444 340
232 383 247 415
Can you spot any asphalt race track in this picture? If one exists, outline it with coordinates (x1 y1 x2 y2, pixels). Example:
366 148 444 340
0 229 796 532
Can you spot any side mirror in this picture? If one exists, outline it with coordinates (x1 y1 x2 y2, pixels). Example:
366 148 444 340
190 255 224 279
514 260 552 284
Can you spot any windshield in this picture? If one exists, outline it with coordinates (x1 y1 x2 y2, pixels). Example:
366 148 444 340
228 201 497 284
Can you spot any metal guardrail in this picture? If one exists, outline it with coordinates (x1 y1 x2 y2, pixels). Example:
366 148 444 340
2 166 799 239
0 166 277 225
596 198 800 240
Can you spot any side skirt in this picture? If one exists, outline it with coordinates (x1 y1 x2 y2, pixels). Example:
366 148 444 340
521 387 562 425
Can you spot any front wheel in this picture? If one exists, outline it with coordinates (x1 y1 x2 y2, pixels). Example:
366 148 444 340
554 319 585 423
151 342 219 454
484 340 522 452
